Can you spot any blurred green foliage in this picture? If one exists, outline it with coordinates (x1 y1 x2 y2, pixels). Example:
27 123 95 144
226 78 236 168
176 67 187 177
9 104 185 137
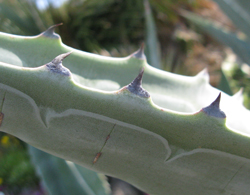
0 133 40 194
227 65 250 108
0 0 198 55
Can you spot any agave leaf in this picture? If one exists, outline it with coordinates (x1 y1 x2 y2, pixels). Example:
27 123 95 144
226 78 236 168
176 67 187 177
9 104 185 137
28 146 110 195
212 0 250 38
144 0 161 68
0 27 249 194
217 70 233 95
181 10 250 66
0 1 47 35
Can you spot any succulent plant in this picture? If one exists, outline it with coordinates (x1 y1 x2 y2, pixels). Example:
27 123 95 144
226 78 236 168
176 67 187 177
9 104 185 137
0 25 249 195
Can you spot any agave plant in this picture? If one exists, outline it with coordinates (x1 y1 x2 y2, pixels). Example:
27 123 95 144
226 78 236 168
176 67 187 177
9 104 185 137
0 23 249 195
180 0 250 109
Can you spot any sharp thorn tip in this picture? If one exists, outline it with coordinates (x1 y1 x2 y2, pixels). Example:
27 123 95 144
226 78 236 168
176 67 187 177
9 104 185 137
131 44 146 60
125 68 150 98
39 24 62 39
201 92 226 118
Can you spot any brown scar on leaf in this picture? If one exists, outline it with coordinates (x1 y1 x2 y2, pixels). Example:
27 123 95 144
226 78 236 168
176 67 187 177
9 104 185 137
106 134 110 141
0 112 4 127
92 124 116 165
0 92 6 127
93 152 102 164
